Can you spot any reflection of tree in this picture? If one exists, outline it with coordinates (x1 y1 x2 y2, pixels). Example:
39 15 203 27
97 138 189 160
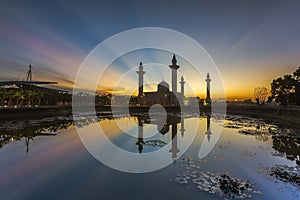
0 117 74 152
255 134 269 142
0 114 104 152
239 122 270 142
272 135 300 165
255 123 269 141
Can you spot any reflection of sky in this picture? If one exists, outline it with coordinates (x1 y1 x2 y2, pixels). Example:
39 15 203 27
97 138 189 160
1 0 300 98
0 116 297 199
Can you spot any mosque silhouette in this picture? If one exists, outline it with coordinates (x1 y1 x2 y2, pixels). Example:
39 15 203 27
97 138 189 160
130 54 212 107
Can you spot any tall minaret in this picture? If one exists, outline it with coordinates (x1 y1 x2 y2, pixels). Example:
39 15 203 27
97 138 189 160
169 55 180 94
205 73 212 105
136 62 145 98
180 76 185 97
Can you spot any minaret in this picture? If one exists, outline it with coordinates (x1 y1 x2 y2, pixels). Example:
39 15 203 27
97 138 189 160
169 55 180 94
180 76 185 97
136 62 145 102
205 73 212 105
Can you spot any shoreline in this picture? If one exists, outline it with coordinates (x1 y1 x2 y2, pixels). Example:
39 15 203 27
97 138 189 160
225 104 300 129
0 105 299 128
0 106 72 120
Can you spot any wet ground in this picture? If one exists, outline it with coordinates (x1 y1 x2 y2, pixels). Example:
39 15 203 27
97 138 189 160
0 113 299 199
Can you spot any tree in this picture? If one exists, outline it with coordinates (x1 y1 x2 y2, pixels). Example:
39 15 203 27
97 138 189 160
293 67 300 105
271 67 299 105
254 87 269 105
6 90 14 107
0 87 7 106
26 90 38 106
58 92 71 106
36 90 44 105
13 89 24 106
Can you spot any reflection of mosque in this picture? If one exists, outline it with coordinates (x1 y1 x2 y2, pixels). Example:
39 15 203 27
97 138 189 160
133 113 212 161
135 114 181 162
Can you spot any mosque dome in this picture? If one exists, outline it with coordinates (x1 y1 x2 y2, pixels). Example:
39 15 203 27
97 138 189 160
157 80 169 92
158 81 169 88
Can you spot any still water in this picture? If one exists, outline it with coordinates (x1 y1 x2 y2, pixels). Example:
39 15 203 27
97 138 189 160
0 113 299 200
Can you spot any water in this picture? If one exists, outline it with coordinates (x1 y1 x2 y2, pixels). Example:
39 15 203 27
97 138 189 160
0 113 299 200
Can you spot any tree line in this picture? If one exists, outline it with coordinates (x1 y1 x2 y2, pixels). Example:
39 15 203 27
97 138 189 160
271 67 300 105
0 85 71 107
254 67 300 106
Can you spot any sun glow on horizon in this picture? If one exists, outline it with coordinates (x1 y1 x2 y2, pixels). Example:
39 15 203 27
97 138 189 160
94 48 227 100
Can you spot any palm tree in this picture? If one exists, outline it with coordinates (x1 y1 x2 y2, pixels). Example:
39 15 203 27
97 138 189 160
6 89 15 107
13 89 24 106
36 90 44 106
0 87 7 106
26 90 38 106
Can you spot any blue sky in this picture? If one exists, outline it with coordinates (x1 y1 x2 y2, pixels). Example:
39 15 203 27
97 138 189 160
0 0 300 98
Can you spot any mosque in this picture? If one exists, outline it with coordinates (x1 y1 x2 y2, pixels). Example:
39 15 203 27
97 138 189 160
133 54 212 107
135 55 183 106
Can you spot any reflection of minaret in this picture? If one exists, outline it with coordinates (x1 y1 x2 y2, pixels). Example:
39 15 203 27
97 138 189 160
169 55 180 94
136 62 145 103
205 114 212 142
180 76 185 97
136 116 145 153
205 73 212 105
25 138 30 153
180 116 185 137
169 120 179 163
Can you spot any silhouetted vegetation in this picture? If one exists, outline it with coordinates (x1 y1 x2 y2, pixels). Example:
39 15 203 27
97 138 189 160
271 67 300 105
254 87 269 105
0 85 71 107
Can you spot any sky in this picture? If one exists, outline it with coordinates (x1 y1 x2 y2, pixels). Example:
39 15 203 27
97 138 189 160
0 0 300 99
